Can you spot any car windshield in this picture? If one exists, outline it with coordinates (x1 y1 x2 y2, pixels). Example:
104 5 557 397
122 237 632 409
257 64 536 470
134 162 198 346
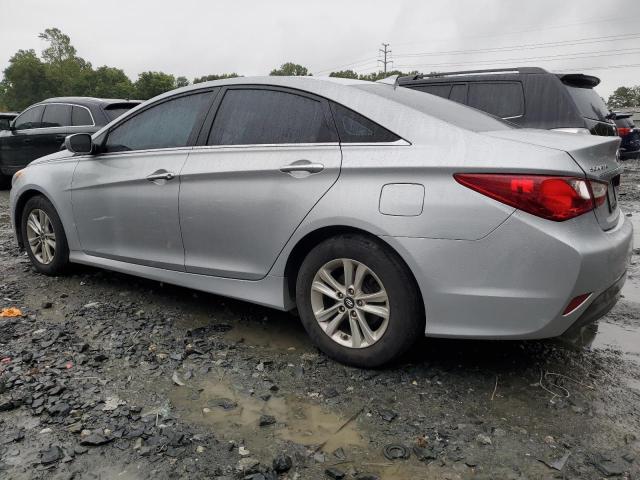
565 86 610 122
357 84 513 132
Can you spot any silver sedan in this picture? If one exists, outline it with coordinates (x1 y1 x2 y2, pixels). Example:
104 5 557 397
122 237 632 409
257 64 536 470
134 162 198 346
9 76 633 367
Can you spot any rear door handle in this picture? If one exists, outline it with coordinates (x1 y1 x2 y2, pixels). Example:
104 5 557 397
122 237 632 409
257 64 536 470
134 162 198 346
146 171 175 182
279 161 324 174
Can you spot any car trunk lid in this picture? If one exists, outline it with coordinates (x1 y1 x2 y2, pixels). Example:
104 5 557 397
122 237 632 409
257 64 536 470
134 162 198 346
484 129 622 230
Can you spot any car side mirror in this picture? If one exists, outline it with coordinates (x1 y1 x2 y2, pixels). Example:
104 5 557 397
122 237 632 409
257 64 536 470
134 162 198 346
64 133 94 155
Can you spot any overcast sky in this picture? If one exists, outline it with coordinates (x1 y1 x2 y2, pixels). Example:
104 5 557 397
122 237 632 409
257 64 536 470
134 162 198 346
1 0 640 99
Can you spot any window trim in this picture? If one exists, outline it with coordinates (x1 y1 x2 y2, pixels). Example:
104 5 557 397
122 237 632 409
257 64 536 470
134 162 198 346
100 88 219 154
15 103 95 131
197 84 338 147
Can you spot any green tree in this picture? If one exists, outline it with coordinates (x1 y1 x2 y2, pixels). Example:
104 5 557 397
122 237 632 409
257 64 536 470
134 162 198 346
358 70 416 82
329 70 359 79
39 28 77 64
269 62 310 76
134 71 176 100
0 49 50 110
176 76 189 88
89 66 135 98
193 73 240 83
607 86 640 109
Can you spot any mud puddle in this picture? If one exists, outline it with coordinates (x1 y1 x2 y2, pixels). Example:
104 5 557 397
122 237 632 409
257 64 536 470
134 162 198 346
591 321 640 362
169 375 447 480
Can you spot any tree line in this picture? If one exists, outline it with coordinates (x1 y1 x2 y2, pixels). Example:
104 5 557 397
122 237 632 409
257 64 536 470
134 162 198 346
2 28 637 112
0 28 421 112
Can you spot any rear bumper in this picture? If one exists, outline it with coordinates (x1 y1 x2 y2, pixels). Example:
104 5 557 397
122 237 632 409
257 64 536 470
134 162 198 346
387 209 633 339
561 271 626 338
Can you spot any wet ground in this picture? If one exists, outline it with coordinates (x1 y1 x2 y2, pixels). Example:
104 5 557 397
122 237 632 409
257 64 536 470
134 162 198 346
0 161 640 479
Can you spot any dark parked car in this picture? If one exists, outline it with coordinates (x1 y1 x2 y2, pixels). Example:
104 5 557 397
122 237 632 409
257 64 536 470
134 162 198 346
0 112 18 131
0 97 140 187
613 113 640 160
398 67 617 137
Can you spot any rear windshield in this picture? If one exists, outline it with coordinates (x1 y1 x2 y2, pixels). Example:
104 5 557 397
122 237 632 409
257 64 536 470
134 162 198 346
358 84 512 132
104 103 139 121
565 86 610 122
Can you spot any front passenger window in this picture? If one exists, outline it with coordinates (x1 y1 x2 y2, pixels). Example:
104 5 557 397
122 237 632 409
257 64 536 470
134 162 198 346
14 105 45 130
104 92 212 153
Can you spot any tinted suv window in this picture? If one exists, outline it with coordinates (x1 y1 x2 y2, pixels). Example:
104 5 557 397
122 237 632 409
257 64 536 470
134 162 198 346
468 82 524 118
412 84 451 99
449 84 467 104
0 118 10 130
14 105 45 130
208 89 336 145
566 86 610 122
330 102 400 143
104 92 211 152
72 106 93 126
42 104 72 127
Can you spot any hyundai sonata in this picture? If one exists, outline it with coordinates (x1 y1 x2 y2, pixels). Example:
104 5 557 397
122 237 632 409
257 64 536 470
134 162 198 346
10 76 633 367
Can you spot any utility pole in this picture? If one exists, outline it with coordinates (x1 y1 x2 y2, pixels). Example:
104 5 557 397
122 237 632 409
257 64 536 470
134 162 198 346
378 43 392 74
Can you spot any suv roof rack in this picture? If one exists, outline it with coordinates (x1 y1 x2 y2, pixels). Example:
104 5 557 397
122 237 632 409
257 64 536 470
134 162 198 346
405 67 548 81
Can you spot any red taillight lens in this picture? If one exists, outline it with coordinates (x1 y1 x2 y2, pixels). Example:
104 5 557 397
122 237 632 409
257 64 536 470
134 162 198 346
617 127 632 137
454 173 608 221
563 293 591 315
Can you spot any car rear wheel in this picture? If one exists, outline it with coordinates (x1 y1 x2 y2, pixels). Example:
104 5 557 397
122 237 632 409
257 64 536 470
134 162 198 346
20 195 70 275
296 234 423 367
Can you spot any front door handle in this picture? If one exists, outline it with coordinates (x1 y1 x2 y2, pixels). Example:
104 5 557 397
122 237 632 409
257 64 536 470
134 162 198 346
279 161 324 174
146 170 175 182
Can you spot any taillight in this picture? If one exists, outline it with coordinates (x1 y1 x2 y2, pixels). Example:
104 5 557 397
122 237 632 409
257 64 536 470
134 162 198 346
454 173 609 221
617 127 632 137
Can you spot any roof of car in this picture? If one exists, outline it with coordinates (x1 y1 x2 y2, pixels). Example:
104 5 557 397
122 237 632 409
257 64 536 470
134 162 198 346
40 97 142 107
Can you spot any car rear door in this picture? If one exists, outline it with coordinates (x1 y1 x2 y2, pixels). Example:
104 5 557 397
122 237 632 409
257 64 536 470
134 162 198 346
71 90 215 270
39 103 74 157
179 86 342 280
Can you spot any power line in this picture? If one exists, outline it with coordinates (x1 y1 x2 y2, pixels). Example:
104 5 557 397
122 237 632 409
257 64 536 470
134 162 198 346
393 47 640 71
394 32 640 59
313 16 640 74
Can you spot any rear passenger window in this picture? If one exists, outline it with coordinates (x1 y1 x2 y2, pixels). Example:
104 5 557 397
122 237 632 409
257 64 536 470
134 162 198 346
72 106 93 126
208 89 337 145
449 84 467 104
104 92 212 152
42 104 72 127
412 84 451 99
330 102 400 143
467 82 524 119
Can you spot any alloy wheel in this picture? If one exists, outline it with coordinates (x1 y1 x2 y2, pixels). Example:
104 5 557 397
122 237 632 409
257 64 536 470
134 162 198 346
26 209 56 265
310 258 390 349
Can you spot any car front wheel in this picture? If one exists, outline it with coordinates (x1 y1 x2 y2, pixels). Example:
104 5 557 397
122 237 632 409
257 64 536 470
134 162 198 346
296 234 423 368
20 195 70 275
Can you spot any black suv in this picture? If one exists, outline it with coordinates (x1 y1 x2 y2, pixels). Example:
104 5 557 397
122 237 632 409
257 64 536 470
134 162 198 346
398 67 617 136
614 113 640 160
0 97 140 187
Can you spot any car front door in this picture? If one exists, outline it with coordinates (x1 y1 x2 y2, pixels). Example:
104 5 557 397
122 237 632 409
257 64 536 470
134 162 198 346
1 105 45 172
179 86 342 280
71 90 215 270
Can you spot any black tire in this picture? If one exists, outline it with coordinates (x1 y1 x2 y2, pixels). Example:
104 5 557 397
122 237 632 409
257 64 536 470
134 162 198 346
296 234 424 368
20 195 70 275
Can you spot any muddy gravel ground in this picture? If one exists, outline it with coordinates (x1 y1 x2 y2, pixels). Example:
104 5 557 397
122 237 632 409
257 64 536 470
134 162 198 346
1 163 640 480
